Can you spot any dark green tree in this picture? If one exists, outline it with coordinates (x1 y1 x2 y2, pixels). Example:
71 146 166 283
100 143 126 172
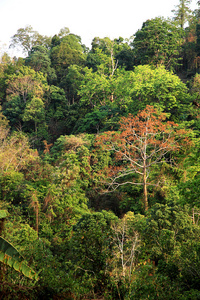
25 45 57 83
50 34 85 86
70 211 117 286
132 17 183 69
86 37 133 71
61 64 83 105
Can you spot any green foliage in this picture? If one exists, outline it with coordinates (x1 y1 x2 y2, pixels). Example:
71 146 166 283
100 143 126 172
191 73 200 100
62 64 83 104
132 17 183 69
3 95 25 127
25 45 57 83
22 96 45 132
0 210 39 281
0 17 200 299
70 211 118 282
0 210 7 219
50 34 85 85
179 175 200 207
4 65 48 133
0 170 24 204
110 212 140 280
144 203 196 260
78 65 113 108
120 65 189 118
79 64 190 121
76 105 122 133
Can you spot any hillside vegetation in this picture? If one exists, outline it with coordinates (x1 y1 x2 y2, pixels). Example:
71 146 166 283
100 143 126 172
0 1 200 299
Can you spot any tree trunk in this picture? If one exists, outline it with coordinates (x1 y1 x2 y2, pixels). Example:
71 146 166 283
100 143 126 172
143 167 148 212
143 132 148 212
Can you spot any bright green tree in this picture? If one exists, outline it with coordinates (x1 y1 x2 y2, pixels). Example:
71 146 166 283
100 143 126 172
44 135 92 238
79 65 113 108
116 65 190 118
79 64 190 120
143 203 200 291
22 97 45 133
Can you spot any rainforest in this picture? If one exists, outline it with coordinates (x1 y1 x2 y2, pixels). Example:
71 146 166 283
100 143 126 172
0 1 200 299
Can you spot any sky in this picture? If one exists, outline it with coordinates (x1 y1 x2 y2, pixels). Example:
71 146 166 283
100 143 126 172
0 0 198 57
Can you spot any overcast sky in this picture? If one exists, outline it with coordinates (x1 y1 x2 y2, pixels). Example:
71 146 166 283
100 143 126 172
0 0 198 56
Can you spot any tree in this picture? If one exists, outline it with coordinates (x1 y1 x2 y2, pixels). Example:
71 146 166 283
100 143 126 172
75 105 121 134
58 27 70 38
0 237 38 280
89 36 133 69
50 34 85 85
196 22 200 58
132 17 183 69
3 66 48 132
144 203 196 259
9 25 51 55
25 45 57 83
78 65 113 109
130 203 200 298
61 64 83 105
0 117 39 174
45 135 92 236
45 85 68 139
5 66 47 103
70 211 117 285
79 64 189 121
95 105 190 212
86 40 119 74
22 97 45 133
0 105 9 136
172 0 192 28
111 212 140 280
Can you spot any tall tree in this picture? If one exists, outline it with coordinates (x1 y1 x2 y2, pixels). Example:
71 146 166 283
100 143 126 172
172 0 192 28
9 25 51 55
50 34 85 85
95 106 190 212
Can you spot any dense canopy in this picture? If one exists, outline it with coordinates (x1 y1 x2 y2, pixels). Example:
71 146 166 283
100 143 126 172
0 2 200 298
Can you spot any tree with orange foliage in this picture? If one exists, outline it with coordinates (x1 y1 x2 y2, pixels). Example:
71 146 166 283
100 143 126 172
95 105 190 212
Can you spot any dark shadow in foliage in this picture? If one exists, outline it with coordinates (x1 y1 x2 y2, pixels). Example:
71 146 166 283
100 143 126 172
74 105 122 134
